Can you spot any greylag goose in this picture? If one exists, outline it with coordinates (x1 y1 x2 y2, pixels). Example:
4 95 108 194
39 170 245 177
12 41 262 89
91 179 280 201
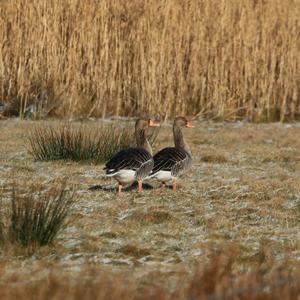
149 117 193 191
104 118 159 195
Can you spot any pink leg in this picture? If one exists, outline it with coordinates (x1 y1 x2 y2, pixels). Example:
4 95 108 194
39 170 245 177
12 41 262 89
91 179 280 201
172 179 177 191
138 180 143 192
118 184 123 196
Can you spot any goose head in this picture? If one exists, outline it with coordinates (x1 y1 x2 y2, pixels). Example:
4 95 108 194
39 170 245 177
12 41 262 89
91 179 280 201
135 118 160 130
174 116 193 128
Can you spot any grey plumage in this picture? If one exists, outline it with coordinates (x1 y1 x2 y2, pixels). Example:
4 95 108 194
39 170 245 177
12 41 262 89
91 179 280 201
149 117 193 185
150 147 192 178
104 147 153 180
102 118 159 193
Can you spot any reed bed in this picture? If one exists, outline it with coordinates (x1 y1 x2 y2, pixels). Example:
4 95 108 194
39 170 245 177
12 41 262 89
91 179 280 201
0 0 299 121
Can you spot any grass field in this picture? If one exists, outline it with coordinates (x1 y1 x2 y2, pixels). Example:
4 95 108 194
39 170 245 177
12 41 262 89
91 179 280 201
1 119 300 298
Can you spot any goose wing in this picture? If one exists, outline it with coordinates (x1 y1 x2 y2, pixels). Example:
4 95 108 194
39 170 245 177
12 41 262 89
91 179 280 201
104 148 152 175
151 147 191 176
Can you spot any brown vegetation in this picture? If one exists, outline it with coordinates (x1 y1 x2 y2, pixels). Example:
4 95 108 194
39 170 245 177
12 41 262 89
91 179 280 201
201 153 229 163
124 207 174 224
1 248 300 300
1 120 300 299
0 0 299 120
0 181 75 249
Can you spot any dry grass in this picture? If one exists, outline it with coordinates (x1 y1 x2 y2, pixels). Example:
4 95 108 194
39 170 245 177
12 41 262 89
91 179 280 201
0 212 4 247
0 181 75 248
201 153 229 163
117 244 151 258
123 207 174 225
0 0 299 121
1 248 300 299
1 119 300 299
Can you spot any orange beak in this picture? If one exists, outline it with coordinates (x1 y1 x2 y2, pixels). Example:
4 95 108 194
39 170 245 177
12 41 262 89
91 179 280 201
149 119 160 127
185 121 194 128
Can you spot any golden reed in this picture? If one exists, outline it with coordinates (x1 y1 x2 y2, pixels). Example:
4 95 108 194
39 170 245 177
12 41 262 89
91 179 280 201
0 0 299 121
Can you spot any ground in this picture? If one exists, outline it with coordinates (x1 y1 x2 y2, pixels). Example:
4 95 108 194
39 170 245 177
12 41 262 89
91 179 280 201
0 119 300 297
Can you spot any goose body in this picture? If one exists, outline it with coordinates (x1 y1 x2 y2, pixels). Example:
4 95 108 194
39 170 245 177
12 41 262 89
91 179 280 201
149 117 193 191
104 147 154 184
103 119 159 195
150 147 192 182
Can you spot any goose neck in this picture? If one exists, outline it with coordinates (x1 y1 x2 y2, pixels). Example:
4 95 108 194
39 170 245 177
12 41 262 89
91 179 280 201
173 124 191 155
136 128 152 155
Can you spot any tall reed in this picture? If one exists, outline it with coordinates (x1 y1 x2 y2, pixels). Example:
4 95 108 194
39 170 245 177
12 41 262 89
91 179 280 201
0 0 299 121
